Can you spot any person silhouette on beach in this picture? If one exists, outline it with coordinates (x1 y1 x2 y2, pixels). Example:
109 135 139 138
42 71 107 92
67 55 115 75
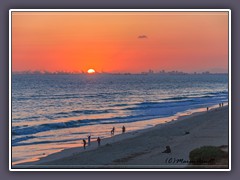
162 146 171 153
222 102 224 107
111 127 115 135
97 137 101 147
83 139 87 149
122 125 126 133
207 107 209 111
88 135 91 146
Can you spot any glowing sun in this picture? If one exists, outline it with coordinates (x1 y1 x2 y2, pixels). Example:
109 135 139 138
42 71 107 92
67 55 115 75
87 69 95 74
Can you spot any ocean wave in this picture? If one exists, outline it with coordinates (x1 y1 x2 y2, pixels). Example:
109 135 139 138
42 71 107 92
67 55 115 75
12 135 36 145
12 90 228 137
57 109 111 115
13 109 114 122
109 103 130 107
163 96 189 101
12 137 82 147
123 99 196 111
11 114 155 137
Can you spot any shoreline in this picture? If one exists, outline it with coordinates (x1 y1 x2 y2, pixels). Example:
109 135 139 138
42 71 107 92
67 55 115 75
13 104 229 168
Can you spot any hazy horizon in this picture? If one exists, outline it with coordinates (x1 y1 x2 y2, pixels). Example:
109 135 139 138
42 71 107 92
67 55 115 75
12 68 228 74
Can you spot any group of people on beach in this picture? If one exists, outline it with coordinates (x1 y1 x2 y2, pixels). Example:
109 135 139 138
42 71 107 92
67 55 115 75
207 102 224 111
82 135 101 149
111 125 126 135
81 101 228 153
219 102 224 107
82 125 126 149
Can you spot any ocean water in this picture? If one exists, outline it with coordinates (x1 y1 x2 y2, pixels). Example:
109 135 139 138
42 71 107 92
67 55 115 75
11 74 228 164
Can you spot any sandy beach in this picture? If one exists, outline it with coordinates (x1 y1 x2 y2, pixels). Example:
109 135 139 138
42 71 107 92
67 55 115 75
14 105 229 169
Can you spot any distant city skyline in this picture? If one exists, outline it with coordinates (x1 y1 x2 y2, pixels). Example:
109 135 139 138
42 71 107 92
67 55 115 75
12 67 228 74
12 11 229 73
12 69 228 75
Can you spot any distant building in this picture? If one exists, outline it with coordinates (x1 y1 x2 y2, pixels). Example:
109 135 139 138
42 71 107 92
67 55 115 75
148 69 154 74
202 71 210 74
159 70 166 74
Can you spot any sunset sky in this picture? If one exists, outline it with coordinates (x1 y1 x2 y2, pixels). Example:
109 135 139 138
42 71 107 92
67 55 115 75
12 11 229 73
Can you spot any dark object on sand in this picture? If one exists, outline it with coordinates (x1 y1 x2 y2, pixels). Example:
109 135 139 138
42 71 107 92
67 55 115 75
97 137 101 146
88 135 91 146
122 125 126 133
83 139 87 149
207 107 209 111
162 146 171 153
111 127 115 135
185 131 190 135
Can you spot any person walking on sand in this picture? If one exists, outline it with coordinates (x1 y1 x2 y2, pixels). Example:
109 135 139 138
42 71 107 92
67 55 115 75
88 135 91 146
111 127 115 135
122 125 126 133
97 137 101 147
207 107 209 111
83 139 87 149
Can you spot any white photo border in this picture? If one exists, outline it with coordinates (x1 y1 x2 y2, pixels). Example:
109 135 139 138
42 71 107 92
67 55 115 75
9 9 231 172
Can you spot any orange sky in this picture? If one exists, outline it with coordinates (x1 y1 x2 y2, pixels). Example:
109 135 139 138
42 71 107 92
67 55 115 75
12 11 229 73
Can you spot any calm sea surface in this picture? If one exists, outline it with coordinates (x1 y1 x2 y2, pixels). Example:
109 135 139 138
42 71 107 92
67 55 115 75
11 74 228 164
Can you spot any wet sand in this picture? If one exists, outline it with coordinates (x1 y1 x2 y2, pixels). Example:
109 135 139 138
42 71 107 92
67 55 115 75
14 105 229 169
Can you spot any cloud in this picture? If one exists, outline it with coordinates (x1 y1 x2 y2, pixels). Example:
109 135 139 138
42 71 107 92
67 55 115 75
138 35 148 39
